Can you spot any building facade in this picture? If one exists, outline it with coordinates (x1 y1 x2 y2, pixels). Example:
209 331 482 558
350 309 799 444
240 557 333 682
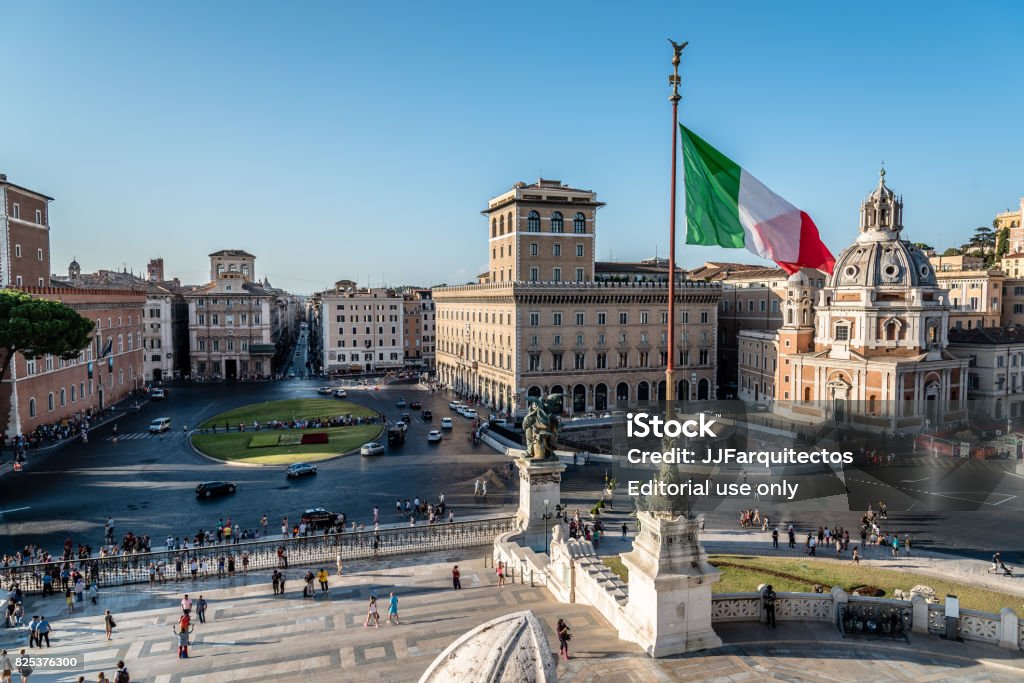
948 326 1024 419
434 179 720 416
184 250 277 379
403 289 435 370
2 286 146 437
319 282 404 374
0 174 52 289
742 171 969 431
934 267 1004 331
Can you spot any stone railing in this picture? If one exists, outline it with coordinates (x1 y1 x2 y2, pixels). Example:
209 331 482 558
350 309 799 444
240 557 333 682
712 590 1021 651
2 516 518 595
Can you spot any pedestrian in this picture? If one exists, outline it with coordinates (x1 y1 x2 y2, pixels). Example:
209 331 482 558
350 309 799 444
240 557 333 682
771 528 779 549
496 561 505 588
35 617 50 647
196 596 207 624
851 546 860 565
762 584 777 628
279 573 287 595
1 649 11 683
387 592 399 625
373 506 379 525
621 522 628 541
473 480 480 496
364 596 380 627
26 617 39 649
103 610 115 640
904 534 912 557
788 525 795 549
557 619 572 660
113 661 130 683
16 650 30 683
318 568 329 593
272 571 280 595
452 565 462 590
891 534 900 558
481 480 487 497
88 582 98 605
242 553 249 573
336 553 344 576
65 588 74 614
175 622 193 658
180 595 192 616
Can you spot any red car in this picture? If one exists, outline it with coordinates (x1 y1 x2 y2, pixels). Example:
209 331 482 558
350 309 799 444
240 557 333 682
410 401 422 409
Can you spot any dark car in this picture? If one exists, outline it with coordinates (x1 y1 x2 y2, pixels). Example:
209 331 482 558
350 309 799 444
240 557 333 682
401 412 411 424
195 481 236 498
421 409 432 420
410 401 422 409
387 427 406 446
300 507 338 529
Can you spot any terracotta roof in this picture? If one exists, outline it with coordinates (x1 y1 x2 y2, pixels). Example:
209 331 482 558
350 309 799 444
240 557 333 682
948 326 1024 344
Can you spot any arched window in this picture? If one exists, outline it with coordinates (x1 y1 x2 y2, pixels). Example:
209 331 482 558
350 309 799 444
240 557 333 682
28 398 36 418
867 394 876 414
491 218 497 238
60 388 66 406
803 386 811 403
499 215 505 235
71 385 76 402
551 211 564 233
527 211 541 232
786 309 794 325
48 393 55 411
574 212 586 233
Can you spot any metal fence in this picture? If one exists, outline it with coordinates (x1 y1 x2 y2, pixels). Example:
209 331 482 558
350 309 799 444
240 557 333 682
2 516 517 594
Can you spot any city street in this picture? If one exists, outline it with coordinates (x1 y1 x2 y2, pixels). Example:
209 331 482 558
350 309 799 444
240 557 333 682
0 379 515 556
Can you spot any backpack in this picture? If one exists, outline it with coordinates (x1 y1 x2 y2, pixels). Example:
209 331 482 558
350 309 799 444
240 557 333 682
763 590 776 608
115 669 130 683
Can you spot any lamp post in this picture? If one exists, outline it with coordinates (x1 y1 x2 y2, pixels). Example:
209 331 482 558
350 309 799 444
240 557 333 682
542 499 553 554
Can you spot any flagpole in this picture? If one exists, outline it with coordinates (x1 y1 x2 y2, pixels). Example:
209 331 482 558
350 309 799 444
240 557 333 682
666 39 687 406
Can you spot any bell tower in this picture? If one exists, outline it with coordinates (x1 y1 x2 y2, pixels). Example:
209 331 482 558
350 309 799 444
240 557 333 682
858 167 904 240
776 271 816 403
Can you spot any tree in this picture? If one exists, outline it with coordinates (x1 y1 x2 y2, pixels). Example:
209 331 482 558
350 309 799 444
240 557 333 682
0 290 95 389
942 247 963 257
912 242 934 252
996 227 1010 259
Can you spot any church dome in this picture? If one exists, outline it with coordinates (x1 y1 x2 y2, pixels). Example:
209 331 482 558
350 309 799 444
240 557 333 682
828 169 935 288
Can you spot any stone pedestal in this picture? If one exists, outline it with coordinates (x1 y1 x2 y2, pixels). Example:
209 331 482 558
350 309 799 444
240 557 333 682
515 457 566 553
619 510 722 657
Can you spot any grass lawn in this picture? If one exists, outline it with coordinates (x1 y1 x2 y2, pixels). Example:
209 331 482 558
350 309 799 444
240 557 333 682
601 554 1023 615
198 398 375 429
192 424 382 465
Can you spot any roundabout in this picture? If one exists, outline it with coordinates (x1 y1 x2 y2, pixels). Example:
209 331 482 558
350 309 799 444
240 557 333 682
191 398 384 465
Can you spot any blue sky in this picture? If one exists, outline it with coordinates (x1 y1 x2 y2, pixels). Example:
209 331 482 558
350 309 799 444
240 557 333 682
2 1 1022 293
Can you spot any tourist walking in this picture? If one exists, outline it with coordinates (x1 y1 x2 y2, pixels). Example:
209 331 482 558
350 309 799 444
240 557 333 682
180 595 192 616
35 618 50 648
113 661 129 683
557 618 572 660
103 610 116 640
336 553 344 576
771 528 779 549
272 571 281 595
496 561 505 588
762 584 777 628
850 546 860 565
621 522 628 541
1 649 12 683
364 596 380 627
16 650 30 682
196 596 208 624
318 568 329 593
387 592 399 625
452 565 462 590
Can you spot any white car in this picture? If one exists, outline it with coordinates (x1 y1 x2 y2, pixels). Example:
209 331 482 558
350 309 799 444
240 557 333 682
151 388 166 400
440 417 453 430
360 442 385 456
318 386 333 395
462 408 477 419
449 401 462 410
427 429 442 443
333 389 347 398
149 417 171 433
394 421 408 433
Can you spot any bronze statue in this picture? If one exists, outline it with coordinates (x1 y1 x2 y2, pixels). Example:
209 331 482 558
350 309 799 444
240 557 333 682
522 394 563 460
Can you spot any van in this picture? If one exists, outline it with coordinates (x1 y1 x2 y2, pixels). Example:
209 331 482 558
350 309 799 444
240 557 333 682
149 417 171 433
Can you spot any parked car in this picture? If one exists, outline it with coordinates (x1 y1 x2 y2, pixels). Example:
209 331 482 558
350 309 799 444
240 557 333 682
427 429 442 443
421 409 433 421
333 389 347 398
360 442 385 456
410 401 422 409
195 481 236 498
440 417 453 430
300 507 338 529
286 462 318 479
449 401 462 410
149 417 171 433
151 388 166 400
463 408 477 419
396 397 406 407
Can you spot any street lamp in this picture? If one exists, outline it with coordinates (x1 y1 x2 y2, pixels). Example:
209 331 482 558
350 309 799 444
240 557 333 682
542 499 553 554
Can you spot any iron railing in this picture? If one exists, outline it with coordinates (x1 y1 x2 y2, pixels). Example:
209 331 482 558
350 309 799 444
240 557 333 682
1 516 517 594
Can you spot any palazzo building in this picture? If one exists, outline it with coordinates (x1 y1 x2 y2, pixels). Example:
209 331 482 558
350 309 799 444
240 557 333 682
741 170 969 431
433 179 721 415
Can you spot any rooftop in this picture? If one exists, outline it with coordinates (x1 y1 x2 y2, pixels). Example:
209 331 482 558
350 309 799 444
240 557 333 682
948 326 1024 345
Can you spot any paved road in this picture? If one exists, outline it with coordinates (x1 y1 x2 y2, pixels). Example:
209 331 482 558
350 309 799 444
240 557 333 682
0 379 515 556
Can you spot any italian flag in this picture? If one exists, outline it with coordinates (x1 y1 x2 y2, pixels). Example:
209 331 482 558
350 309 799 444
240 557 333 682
681 125 835 275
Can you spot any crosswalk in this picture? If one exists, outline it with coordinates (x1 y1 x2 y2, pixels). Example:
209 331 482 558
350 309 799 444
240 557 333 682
107 431 186 441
